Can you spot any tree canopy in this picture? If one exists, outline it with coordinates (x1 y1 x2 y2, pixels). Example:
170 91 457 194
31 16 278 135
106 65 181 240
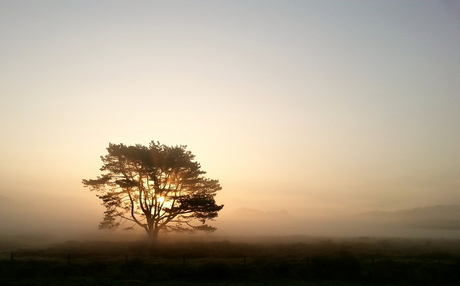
82 141 223 243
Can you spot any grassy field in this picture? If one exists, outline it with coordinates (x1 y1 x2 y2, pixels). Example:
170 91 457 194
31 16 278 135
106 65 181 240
0 278 376 286
1 236 460 285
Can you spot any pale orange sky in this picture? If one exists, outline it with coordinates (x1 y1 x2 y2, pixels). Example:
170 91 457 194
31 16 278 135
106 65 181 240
1 1 460 229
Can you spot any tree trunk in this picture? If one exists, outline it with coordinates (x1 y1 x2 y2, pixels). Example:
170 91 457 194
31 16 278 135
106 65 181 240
148 229 160 253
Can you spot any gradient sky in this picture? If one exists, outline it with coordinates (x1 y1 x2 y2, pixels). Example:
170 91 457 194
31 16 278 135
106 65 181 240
1 1 460 223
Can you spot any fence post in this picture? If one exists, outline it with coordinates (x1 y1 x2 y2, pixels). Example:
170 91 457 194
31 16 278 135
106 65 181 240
10 253 13 261
437 258 441 283
305 257 309 277
68 254 71 266
372 257 375 282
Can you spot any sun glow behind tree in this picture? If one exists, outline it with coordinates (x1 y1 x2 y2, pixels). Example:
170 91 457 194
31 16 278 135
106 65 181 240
83 141 223 245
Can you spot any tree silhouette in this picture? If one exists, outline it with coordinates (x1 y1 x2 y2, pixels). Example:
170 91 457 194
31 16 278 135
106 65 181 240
83 141 223 245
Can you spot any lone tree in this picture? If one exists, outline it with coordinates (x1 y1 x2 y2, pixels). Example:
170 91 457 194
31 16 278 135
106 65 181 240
83 141 223 244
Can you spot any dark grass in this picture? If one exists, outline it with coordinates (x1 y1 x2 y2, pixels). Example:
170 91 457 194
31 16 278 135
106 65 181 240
1 236 460 285
0 279 382 286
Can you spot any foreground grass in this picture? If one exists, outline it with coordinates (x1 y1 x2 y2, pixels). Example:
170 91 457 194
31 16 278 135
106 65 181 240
0 278 381 286
1 237 460 285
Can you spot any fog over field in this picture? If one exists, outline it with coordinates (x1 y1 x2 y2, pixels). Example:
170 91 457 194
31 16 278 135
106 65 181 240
1 1 460 246
2 195 460 250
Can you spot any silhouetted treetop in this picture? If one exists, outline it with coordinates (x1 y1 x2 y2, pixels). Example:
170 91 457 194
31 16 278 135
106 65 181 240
83 141 223 244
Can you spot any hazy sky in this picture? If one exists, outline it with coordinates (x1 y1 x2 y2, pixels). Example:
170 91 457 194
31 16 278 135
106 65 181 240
1 1 460 223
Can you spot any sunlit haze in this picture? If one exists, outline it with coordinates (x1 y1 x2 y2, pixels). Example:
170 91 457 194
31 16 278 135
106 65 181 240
1 1 460 240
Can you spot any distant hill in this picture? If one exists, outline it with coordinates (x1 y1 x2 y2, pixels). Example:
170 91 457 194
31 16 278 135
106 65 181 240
0 195 19 210
215 205 460 238
352 205 460 230
214 208 298 235
0 194 99 238
0 195 35 213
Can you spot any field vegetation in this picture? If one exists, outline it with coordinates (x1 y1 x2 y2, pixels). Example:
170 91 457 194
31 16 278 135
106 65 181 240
1 235 460 285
